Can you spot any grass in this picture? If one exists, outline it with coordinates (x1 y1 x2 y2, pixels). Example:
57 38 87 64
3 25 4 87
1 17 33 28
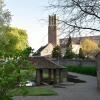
65 66 97 76
8 87 57 96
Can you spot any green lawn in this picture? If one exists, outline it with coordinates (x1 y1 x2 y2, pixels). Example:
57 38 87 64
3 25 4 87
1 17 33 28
8 87 57 96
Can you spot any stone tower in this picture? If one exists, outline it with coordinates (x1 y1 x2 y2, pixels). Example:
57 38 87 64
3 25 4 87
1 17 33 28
40 14 60 56
48 14 59 46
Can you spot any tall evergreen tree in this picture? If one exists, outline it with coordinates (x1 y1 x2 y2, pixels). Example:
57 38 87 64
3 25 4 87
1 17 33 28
52 45 62 59
64 36 75 59
79 48 85 59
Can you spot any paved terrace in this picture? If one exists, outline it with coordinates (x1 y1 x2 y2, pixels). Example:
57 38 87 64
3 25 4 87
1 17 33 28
14 72 100 100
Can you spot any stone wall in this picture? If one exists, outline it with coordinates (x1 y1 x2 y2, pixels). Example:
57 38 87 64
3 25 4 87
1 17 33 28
52 59 96 67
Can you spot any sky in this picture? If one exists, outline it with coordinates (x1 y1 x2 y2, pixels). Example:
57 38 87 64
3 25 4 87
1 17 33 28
5 0 52 51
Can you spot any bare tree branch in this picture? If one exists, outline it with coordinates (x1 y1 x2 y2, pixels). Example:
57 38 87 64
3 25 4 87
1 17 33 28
60 20 100 32
49 0 100 35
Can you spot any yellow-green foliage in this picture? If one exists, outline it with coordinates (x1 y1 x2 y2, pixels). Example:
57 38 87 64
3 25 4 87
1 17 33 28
81 38 99 57
0 27 29 53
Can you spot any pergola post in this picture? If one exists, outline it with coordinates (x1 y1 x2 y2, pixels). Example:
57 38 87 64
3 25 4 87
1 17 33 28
58 69 63 83
65 70 68 81
53 69 57 84
36 68 66 85
48 69 52 84
40 69 43 83
36 69 43 85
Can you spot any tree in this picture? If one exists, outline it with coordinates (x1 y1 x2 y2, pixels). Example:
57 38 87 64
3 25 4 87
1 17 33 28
66 36 72 48
0 49 34 100
78 48 85 59
64 36 75 59
0 27 29 57
0 2 34 100
52 45 62 59
0 2 11 35
49 0 100 35
81 39 99 57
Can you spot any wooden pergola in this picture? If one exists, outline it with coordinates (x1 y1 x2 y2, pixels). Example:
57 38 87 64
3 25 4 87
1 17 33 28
29 56 66 85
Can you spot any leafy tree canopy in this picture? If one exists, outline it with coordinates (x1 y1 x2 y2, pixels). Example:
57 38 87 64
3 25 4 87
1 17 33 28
0 2 11 34
0 27 29 57
81 39 99 57
0 3 34 100
0 48 34 100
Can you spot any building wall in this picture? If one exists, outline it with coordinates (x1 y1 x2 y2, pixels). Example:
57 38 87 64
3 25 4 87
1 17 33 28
72 44 80 54
52 59 96 67
60 35 100 46
61 44 80 56
41 43 54 56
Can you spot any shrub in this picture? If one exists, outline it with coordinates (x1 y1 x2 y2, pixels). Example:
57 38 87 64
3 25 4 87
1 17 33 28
65 66 96 76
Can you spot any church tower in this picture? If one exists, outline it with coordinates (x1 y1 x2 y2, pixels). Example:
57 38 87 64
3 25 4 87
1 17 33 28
40 14 60 56
48 14 59 46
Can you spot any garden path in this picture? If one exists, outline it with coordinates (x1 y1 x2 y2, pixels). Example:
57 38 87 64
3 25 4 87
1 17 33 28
14 72 100 100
